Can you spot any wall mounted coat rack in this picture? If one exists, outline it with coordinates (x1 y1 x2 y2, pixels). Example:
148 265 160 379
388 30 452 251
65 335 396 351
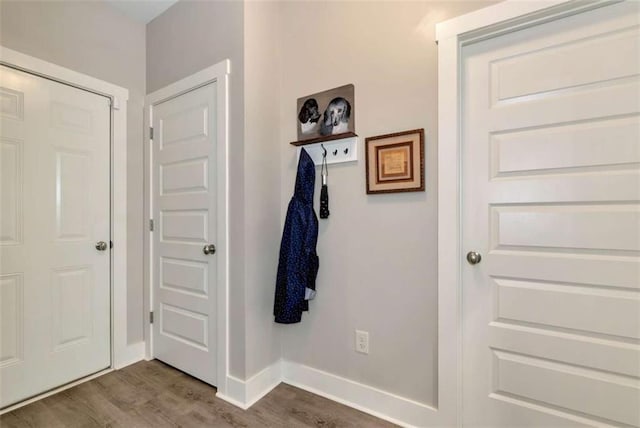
290 132 358 166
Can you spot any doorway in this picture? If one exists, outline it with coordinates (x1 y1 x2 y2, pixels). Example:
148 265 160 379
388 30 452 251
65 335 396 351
459 2 640 426
146 60 230 392
0 64 111 408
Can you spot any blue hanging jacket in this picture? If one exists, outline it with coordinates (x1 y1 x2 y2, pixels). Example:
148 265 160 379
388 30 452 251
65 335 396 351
274 148 319 324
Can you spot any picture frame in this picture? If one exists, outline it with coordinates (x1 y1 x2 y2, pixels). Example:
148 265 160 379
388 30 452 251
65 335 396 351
365 129 425 194
293 84 356 144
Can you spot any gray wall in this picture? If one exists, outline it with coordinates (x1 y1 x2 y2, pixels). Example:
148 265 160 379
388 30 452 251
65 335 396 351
146 0 248 379
146 0 494 393
243 1 283 378
0 0 147 345
1 0 496 397
277 0 494 405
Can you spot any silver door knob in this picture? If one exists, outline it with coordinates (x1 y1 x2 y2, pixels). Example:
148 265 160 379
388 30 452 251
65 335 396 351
95 241 108 251
466 251 482 265
203 244 216 255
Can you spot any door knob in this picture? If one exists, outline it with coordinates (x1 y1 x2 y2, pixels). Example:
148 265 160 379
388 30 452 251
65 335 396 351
466 251 482 265
95 241 108 251
203 244 216 255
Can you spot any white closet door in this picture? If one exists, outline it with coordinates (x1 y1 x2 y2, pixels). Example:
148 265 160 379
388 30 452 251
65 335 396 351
152 82 218 386
461 2 640 426
0 65 111 408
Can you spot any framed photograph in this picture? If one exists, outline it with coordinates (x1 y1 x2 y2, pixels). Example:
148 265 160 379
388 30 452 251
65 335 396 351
294 84 355 144
365 129 424 194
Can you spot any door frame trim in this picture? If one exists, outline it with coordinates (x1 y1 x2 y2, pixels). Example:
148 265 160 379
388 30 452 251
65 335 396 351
435 1 619 425
144 60 231 395
0 46 133 369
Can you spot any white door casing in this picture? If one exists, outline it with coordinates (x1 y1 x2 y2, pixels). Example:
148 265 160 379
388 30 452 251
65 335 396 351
462 2 639 425
0 65 111 408
0 47 131 413
437 1 640 427
146 60 229 392
439 1 639 427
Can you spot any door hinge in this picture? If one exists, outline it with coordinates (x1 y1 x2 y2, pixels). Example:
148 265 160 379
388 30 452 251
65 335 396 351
149 127 154 140
149 219 154 231
110 240 113 249
150 311 154 324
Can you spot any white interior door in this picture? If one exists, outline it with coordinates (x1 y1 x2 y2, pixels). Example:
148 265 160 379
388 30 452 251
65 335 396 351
152 82 217 385
0 65 111 408
462 2 640 426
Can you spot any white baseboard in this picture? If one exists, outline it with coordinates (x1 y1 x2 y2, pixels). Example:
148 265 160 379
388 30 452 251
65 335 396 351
113 341 146 369
218 375 249 409
216 360 282 410
245 360 283 408
215 359 441 427
281 360 438 428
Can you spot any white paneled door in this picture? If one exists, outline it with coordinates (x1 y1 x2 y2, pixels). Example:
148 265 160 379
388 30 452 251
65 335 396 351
462 2 640 427
461 2 640 426
0 66 111 408
152 82 217 385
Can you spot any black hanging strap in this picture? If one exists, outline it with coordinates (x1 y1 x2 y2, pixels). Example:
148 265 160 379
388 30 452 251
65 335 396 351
319 146 330 219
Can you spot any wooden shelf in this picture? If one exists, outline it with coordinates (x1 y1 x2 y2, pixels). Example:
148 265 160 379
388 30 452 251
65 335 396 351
290 132 358 146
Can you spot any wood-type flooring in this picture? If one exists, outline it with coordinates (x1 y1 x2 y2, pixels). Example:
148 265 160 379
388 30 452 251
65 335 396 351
1 360 397 428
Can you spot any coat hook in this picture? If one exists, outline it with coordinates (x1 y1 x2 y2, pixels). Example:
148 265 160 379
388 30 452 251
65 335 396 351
333 149 338 156
344 148 349 154
321 144 327 158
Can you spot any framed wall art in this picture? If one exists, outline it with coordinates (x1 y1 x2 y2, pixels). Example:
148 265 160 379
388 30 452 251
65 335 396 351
365 129 424 194
293 84 356 145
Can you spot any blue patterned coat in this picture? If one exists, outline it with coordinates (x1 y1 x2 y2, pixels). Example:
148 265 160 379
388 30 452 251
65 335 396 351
273 149 319 324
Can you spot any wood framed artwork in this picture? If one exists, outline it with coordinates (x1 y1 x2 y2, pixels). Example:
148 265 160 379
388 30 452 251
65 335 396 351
365 129 424 194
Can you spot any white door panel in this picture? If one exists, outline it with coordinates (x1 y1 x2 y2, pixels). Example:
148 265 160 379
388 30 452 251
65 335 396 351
462 2 640 426
152 82 217 385
491 116 640 175
0 65 110 408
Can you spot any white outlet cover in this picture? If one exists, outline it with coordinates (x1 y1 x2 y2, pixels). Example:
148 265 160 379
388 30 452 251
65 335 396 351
355 330 369 354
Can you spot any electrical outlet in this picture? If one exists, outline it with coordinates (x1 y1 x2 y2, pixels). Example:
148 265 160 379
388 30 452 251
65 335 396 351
355 330 369 354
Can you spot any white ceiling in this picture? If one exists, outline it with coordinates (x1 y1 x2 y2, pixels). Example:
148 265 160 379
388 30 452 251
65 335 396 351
105 0 180 24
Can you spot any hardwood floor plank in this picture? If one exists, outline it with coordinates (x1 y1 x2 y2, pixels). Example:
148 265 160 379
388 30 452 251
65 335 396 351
1 361 398 427
177 402 253 428
0 411 30 428
131 399 182 428
36 392 105 427
7 399 64 428
59 382 139 427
